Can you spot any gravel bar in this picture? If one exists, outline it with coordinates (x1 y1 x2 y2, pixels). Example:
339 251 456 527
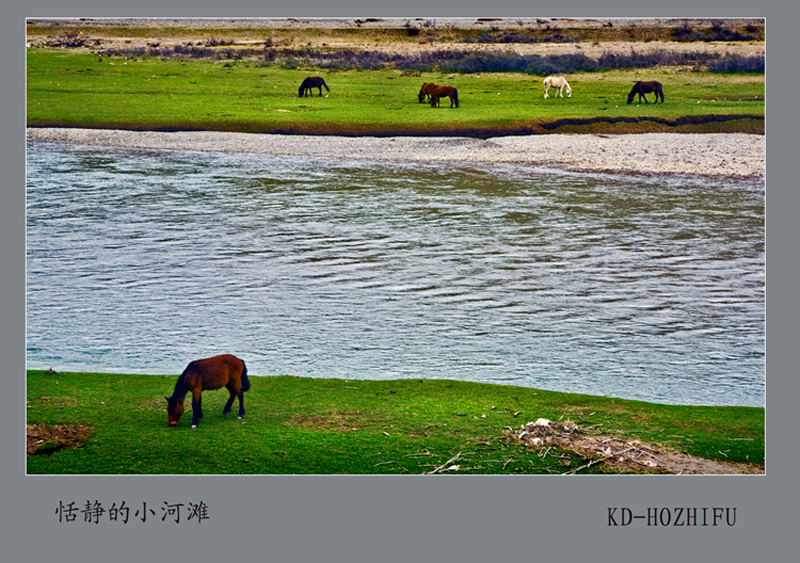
27 128 765 179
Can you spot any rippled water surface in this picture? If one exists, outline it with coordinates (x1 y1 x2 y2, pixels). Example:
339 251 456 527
26 143 765 406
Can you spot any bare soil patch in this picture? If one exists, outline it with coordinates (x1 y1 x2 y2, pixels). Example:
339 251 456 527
511 419 763 475
285 412 361 431
27 424 93 455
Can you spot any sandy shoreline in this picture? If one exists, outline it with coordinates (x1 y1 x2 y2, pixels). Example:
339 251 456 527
27 128 765 179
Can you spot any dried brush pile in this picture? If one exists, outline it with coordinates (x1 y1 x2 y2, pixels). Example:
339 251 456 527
510 418 763 475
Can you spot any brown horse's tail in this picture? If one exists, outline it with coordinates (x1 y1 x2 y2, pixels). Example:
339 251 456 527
240 360 251 392
453 88 459 108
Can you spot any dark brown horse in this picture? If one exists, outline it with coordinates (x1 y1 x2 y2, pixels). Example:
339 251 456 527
627 81 664 104
430 85 459 108
298 76 330 97
418 82 438 103
165 354 250 428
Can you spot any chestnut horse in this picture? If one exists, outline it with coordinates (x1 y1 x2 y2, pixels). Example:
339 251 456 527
543 76 572 99
429 85 459 108
418 82 438 103
166 354 250 428
298 76 330 97
627 81 664 104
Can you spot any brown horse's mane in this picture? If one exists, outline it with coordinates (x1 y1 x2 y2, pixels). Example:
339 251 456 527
170 371 191 399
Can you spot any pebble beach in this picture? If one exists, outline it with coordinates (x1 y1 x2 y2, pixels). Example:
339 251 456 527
27 128 765 179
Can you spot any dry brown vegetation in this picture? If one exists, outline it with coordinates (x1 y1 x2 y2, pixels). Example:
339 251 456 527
509 419 764 475
26 18 765 65
27 424 93 455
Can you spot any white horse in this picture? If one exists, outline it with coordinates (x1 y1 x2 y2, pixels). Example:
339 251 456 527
543 76 572 99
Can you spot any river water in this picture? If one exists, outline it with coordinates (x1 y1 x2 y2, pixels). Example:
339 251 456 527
26 142 765 407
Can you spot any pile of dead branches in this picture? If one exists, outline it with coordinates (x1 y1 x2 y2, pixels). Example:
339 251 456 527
510 418 762 475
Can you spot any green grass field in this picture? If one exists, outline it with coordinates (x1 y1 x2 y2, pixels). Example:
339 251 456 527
27 370 764 475
27 50 764 135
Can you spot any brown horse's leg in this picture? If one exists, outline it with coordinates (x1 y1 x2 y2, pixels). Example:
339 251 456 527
190 388 203 428
237 389 245 419
225 381 246 419
223 389 236 416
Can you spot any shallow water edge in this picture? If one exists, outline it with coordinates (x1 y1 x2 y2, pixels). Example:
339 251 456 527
26 128 766 180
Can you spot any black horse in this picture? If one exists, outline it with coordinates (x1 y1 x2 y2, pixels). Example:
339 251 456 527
298 76 330 98
627 81 664 104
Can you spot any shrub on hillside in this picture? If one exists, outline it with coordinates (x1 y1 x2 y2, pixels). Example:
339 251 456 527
97 44 764 75
709 55 765 73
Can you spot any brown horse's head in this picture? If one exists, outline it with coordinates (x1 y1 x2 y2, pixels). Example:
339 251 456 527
165 396 184 426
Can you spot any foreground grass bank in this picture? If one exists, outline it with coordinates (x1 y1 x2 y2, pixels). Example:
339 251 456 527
27 50 764 136
27 370 764 474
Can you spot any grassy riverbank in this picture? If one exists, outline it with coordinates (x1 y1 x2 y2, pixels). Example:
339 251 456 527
26 49 764 136
27 370 764 475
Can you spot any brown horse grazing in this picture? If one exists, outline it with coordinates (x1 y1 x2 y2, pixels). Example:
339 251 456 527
627 81 664 104
298 76 330 97
430 85 459 108
166 354 250 428
418 82 438 103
